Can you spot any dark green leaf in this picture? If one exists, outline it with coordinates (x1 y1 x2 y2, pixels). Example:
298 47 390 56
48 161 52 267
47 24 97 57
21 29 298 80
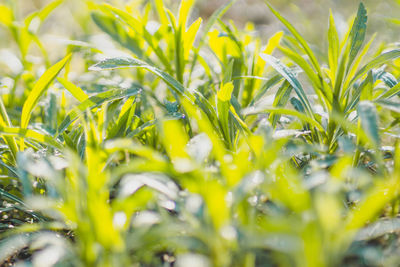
358 101 379 147
347 3 368 69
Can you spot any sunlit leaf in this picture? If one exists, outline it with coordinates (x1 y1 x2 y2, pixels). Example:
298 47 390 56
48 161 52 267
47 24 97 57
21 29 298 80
21 54 72 129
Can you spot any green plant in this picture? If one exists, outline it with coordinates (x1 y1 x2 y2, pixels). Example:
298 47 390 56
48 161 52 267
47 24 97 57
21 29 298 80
1 1 400 267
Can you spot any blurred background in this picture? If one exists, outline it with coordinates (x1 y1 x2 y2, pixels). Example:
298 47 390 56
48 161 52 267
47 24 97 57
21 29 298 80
1 0 400 66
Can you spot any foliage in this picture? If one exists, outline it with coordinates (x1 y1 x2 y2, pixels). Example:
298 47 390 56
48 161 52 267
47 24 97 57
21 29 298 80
1 0 400 266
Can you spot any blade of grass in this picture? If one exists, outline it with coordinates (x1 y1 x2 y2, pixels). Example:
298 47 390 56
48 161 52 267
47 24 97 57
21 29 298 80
21 54 72 129
348 49 400 90
58 87 141 134
0 125 63 150
0 97 18 162
358 101 380 148
244 106 324 132
328 10 339 85
57 78 89 102
346 3 367 71
260 54 314 118
378 81 400 99
264 1 322 77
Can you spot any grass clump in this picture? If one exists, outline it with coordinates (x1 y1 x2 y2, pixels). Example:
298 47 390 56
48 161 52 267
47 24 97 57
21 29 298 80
1 0 400 266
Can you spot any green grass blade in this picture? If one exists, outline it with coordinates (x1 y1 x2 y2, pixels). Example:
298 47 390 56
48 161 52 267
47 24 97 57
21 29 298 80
57 78 88 102
196 0 237 51
100 4 172 73
264 1 321 74
58 87 141 134
346 3 367 70
279 45 331 106
0 4 13 27
89 57 188 96
217 82 234 147
90 58 218 132
378 81 400 99
37 0 64 21
153 0 169 25
269 81 293 128
358 101 379 147
260 54 314 118
378 71 397 88
24 0 63 28
348 49 400 89
0 125 63 150
250 74 283 106
21 54 72 129
244 106 324 132
0 98 18 162
91 12 145 58
328 10 339 83
88 57 218 121
0 188 25 206
189 0 237 79
345 71 373 113
342 33 376 98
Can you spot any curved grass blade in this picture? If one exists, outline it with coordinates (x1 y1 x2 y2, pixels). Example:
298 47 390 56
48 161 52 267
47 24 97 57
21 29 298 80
342 34 376 98
57 78 88 102
378 81 400 100
0 188 24 205
279 45 331 106
100 4 172 73
377 71 397 88
348 49 400 89
21 54 72 129
0 126 63 150
260 54 314 118
250 74 283 106
91 58 218 132
58 87 141 134
91 12 144 58
269 81 293 128
89 57 192 99
244 106 324 132
24 0 64 29
0 98 18 162
0 159 18 177
263 1 321 75
345 71 374 113
196 0 237 51
189 0 237 78
0 189 47 222
375 99 400 113
89 57 217 122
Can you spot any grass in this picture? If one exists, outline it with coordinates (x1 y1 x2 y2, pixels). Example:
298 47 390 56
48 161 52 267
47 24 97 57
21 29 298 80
1 0 400 266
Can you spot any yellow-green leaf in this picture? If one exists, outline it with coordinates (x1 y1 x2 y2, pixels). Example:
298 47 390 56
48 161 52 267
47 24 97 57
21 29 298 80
263 31 283 55
0 4 13 27
178 0 195 29
183 17 202 60
57 77 89 102
21 54 72 129
217 82 234 102
0 125 63 150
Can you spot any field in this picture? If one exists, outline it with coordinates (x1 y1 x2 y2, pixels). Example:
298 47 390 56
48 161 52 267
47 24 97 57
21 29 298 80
1 0 400 266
